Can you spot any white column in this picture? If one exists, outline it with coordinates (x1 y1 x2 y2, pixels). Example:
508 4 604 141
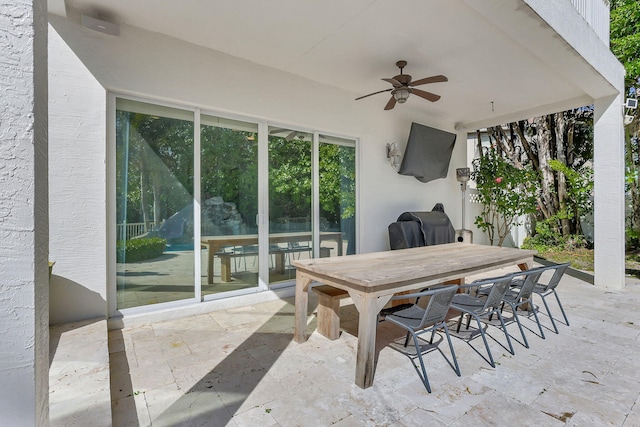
0 0 49 425
593 94 626 289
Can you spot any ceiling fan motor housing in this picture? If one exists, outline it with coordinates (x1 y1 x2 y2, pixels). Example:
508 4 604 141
354 60 447 110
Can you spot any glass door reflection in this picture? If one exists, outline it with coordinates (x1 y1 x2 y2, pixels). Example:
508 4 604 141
115 99 195 309
268 127 313 284
200 115 259 295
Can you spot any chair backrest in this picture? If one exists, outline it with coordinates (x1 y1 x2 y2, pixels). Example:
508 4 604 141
418 284 459 328
537 263 570 291
510 268 545 300
472 274 516 310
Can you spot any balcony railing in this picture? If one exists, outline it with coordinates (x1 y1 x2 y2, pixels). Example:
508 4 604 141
570 0 610 45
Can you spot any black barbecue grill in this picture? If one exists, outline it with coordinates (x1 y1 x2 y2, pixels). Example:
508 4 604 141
388 204 455 250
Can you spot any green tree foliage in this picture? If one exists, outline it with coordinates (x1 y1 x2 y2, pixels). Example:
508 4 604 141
528 111 593 238
319 143 356 223
611 0 640 86
115 111 194 230
118 111 354 240
472 149 538 246
548 159 593 228
201 127 258 228
611 0 640 248
269 137 313 225
476 108 593 248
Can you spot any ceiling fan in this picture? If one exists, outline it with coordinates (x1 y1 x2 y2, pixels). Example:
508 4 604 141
355 60 447 110
269 128 308 141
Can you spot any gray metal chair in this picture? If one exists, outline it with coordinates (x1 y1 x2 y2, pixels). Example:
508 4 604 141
498 268 546 344
510 263 570 334
450 274 516 368
384 284 460 393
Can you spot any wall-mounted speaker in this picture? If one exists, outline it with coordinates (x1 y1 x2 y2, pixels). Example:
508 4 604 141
82 15 120 36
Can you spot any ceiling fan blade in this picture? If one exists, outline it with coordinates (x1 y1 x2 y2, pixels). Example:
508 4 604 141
384 96 397 110
355 88 392 100
409 75 448 87
269 128 286 135
286 131 297 141
411 88 441 102
382 78 402 88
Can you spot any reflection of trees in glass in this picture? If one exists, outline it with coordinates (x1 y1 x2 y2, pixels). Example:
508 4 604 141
269 137 312 222
115 111 194 231
116 105 356 243
201 126 258 229
319 144 356 226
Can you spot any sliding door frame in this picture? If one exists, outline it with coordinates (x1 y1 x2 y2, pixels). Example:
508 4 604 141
108 92 359 318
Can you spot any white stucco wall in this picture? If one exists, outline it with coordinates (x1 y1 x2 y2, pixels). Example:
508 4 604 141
47 14 466 321
0 1 49 425
48 24 108 324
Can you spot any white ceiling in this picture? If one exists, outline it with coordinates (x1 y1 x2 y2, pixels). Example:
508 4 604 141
49 0 616 129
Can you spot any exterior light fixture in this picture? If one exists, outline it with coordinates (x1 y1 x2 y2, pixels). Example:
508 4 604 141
393 88 410 104
455 167 473 243
386 142 402 169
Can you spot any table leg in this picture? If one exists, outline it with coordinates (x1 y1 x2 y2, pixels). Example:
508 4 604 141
274 252 285 274
349 292 392 388
294 273 313 343
207 244 214 285
518 256 534 270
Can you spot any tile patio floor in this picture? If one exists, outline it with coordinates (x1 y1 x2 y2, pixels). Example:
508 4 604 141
108 267 640 426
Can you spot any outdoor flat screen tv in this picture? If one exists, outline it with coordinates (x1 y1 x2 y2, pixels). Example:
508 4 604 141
398 122 456 183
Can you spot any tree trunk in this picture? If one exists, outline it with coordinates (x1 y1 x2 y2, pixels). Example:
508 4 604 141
630 122 640 232
152 171 161 230
139 160 151 233
566 119 581 234
535 116 559 221
554 112 571 236
476 129 484 157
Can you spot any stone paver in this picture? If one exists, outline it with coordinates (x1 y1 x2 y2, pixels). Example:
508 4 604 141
107 269 640 426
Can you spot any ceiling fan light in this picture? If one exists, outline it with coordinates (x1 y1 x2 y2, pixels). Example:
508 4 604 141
394 89 410 104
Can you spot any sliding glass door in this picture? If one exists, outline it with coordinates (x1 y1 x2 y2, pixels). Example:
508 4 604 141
115 99 195 308
200 115 259 294
114 96 357 310
268 127 313 284
319 135 357 257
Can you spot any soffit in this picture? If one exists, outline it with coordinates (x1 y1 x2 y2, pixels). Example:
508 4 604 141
51 0 618 129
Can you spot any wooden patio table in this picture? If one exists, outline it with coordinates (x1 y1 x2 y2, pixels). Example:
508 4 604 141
201 231 343 284
292 242 536 389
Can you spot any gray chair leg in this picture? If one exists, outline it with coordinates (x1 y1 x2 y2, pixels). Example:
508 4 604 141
403 331 411 347
410 331 432 393
442 323 461 376
540 294 559 334
506 301 529 348
474 315 495 367
496 310 515 355
527 299 545 339
552 290 570 325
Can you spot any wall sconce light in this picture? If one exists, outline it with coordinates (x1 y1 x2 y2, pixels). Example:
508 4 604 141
386 142 402 169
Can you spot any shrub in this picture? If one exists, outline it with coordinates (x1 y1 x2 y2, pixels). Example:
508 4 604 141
522 220 588 253
117 237 166 262
626 227 640 251
472 150 538 246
